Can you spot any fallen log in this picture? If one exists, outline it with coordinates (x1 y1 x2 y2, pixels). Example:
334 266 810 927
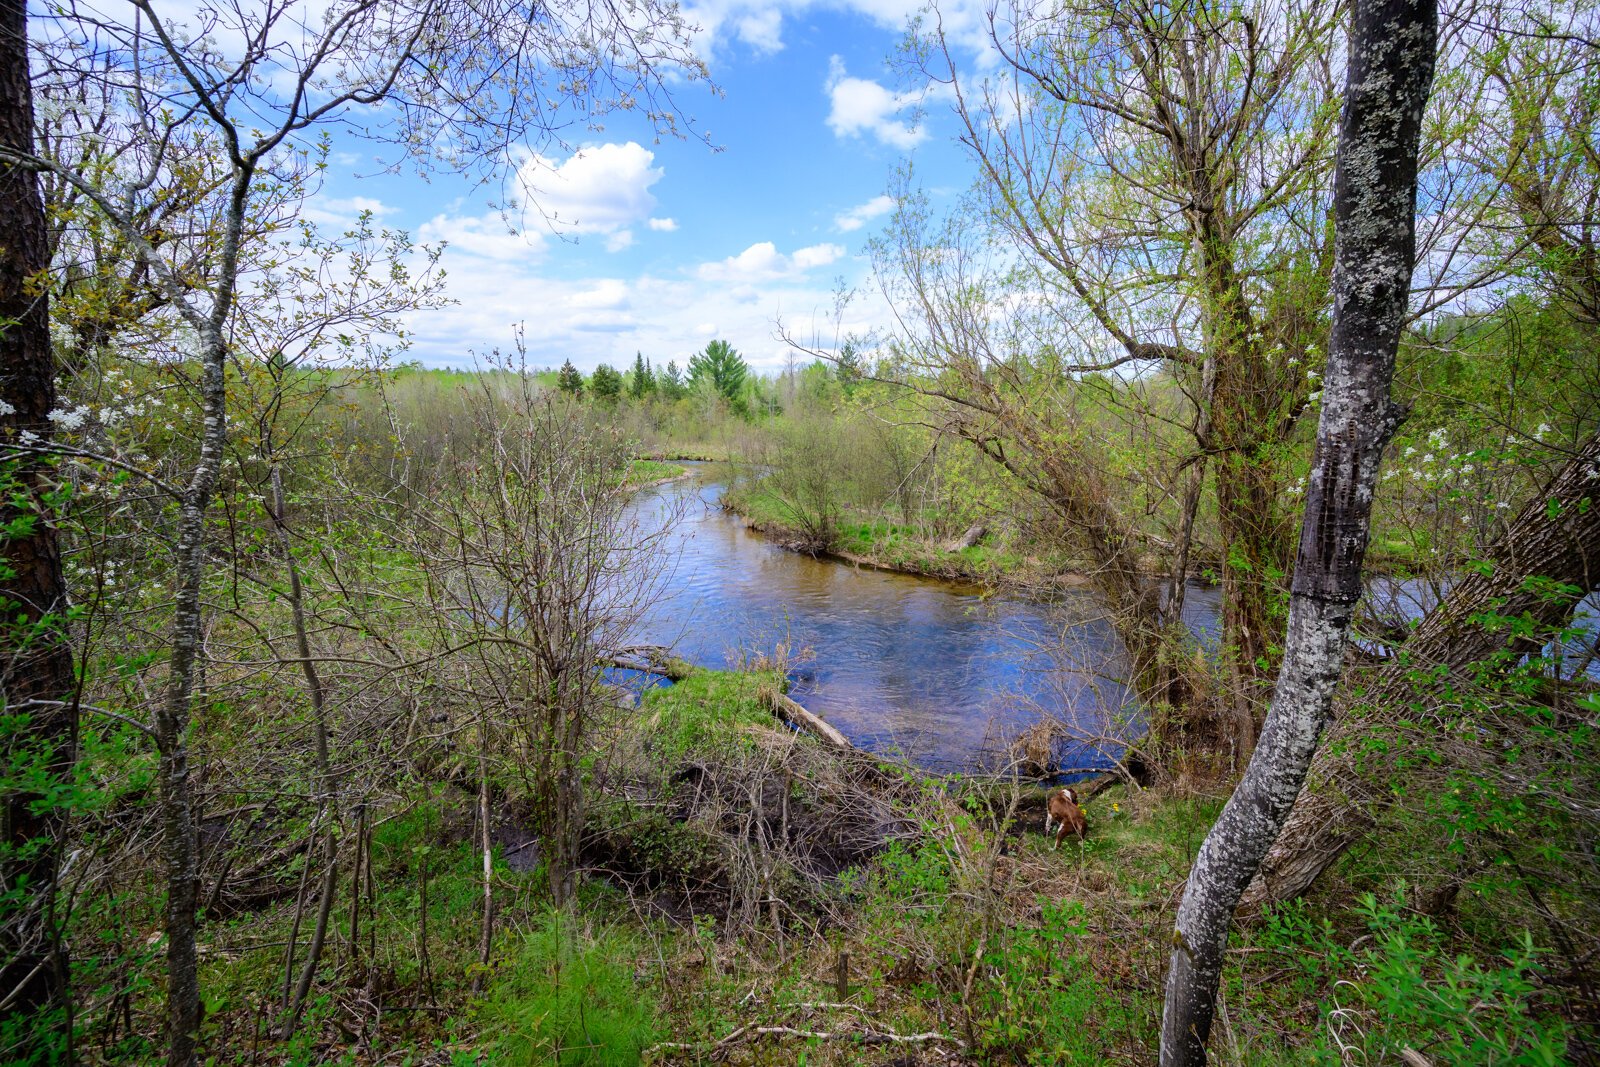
602 646 695 681
756 686 851 749
943 523 986 552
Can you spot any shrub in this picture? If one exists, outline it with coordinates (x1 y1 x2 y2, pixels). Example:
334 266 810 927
476 911 661 1066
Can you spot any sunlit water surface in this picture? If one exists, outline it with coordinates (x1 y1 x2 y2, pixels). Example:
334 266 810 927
623 467 1222 772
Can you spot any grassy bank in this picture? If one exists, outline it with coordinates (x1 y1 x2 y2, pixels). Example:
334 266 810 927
623 458 692 488
150 666 1575 1065
722 482 1032 585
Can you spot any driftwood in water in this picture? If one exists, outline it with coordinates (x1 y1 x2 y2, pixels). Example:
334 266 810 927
757 686 851 749
602 645 694 681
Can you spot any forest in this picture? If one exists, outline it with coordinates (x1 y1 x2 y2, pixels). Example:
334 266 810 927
0 0 1597 1064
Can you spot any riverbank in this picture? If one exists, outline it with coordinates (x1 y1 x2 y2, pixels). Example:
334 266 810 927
623 458 693 490
148 665 1573 1064
722 482 1083 590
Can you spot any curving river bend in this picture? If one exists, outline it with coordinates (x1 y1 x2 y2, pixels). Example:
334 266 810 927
626 466 1221 772
622 467 1600 772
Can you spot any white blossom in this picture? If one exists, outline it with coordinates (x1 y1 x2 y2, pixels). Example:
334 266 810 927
47 405 89 430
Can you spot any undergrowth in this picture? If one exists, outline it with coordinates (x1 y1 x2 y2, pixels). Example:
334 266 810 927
60 676 1579 1065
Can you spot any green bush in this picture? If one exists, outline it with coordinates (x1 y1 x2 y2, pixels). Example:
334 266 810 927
1262 893 1570 1065
477 911 661 1066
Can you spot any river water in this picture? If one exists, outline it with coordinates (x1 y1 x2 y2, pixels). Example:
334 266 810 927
626 467 1221 772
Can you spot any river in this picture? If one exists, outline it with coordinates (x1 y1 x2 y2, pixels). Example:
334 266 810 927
625 466 1222 772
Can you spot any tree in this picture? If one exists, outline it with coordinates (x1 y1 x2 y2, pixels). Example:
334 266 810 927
1160 0 1437 1061
835 340 863 397
557 359 585 398
857 188 1201 731
396 376 674 906
590 362 623 405
688 339 749 405
4 2 704 1061
0 0 75 1033
657 359 686 400
917 0 1347 746
630 352 655 399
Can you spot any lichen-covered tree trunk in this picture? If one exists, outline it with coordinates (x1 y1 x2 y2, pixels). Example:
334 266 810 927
1159 1 1437 1062
1243 427 1600 908
0 0 75 1030
156 324 228 1067
158 175 249 1062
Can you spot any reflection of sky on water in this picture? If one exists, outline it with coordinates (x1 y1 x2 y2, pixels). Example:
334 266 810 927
624 471 1209 771
1362 576 1599 680
622 470 1599 772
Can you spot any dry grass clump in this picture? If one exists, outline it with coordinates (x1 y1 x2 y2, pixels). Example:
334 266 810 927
586 680 949 933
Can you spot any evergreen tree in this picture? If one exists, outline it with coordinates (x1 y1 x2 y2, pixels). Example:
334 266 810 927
629 351 654 399
590 362 623 405
557 359 584 398
657 360 685 399
687 339 748 403
836 340 863 397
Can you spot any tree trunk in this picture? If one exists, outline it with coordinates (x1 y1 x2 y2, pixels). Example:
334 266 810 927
1160 2 1437 1062
1243 428 1600 909
0 0 75 1032
269 463 341 1039
157 320 230 1067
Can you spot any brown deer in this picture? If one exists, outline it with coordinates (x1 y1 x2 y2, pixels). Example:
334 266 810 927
1044 787 1087 849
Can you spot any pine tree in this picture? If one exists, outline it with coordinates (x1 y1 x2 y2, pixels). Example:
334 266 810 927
557 359 584 398
591 363 623 405
657 360 684 400
630 351 654 399
687 339 748 403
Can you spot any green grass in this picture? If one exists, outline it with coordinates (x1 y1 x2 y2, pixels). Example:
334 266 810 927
717 483 793 526
153 672 1574 1067
638 667 784 757
721 486 1026 582
836 519 1023 580
620 459 687 488
475 911 663 1066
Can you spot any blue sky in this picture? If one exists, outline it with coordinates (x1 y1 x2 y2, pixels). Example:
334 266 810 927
304 2 991 373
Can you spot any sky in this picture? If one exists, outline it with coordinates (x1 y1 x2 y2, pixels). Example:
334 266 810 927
302 0 995 374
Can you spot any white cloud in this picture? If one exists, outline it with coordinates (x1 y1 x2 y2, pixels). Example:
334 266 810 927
825 56 926 150
697 241 844 282
301 194 394 229
648 217 679 232
515 142 664 237
570 280 631 310
834 194 896 232
397 239 890 376
414 141 663 270
734 6 785 52
679 0 995 63
792 243 845 270
418 211 547 263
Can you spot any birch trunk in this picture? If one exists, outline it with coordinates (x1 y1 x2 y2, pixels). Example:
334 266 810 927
1159 1 1437 1061
157 173 251 1067
155 322 227 1067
